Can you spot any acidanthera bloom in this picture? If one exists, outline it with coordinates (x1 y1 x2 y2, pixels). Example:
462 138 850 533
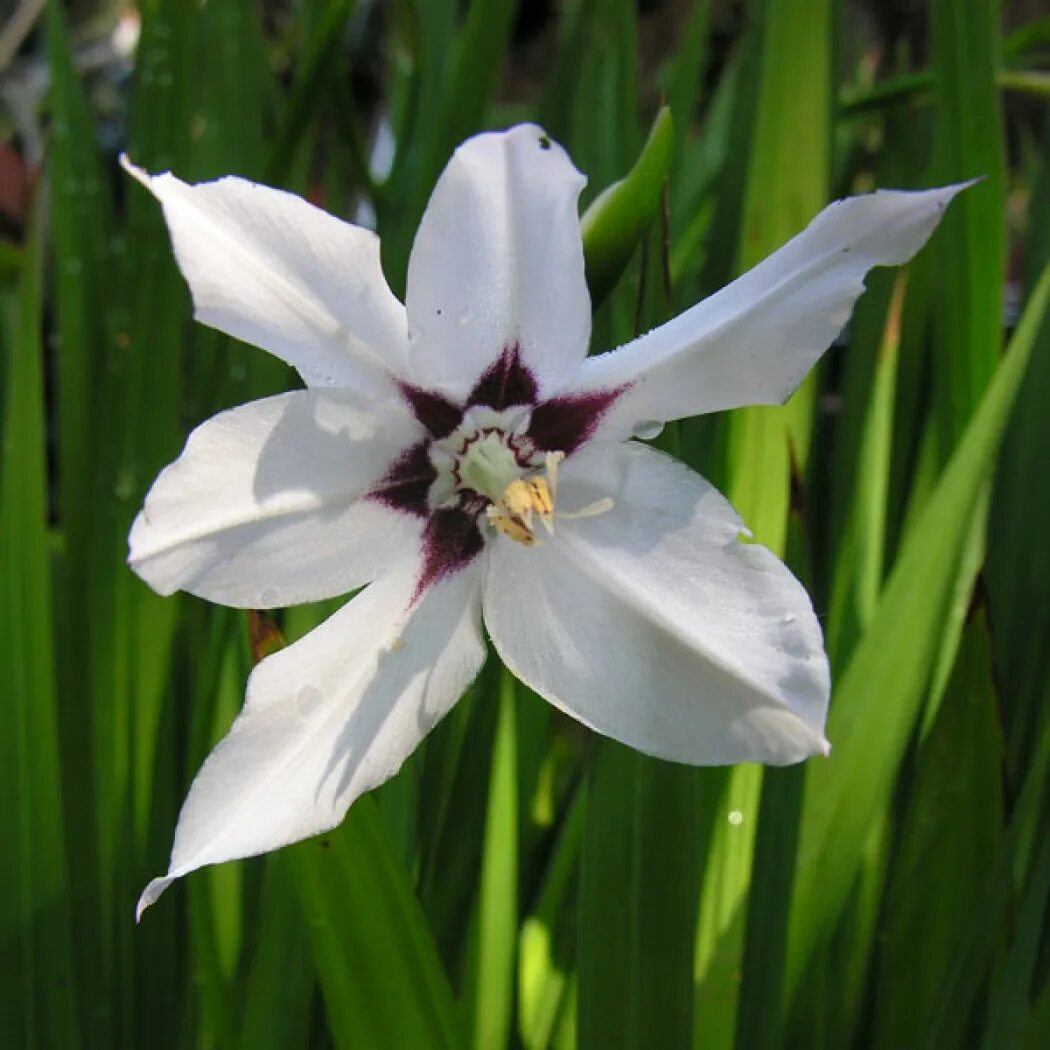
124 125 962 917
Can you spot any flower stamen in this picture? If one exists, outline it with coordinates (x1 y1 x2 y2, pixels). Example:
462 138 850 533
486 450 611 545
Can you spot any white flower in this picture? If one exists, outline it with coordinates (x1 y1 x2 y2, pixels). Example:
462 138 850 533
124 126 962 918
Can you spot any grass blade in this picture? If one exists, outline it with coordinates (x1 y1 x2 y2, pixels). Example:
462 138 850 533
786 263 1050 997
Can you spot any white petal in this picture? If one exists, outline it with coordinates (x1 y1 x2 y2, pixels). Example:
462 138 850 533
405 125 590 401
483 441 830 765
122 158 408 391
129 389 423 607
137 558 486 918
571 183 968 441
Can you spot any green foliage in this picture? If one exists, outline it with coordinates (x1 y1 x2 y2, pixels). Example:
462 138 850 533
5 1 1048 1046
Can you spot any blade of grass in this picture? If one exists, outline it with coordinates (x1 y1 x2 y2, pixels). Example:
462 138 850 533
921 714 1050 1050
979 827 1050 1050
726 0 831 554
520 783 584 1050
987 116 1050 787
580 106 674 307
722 4 831 1044
578 741 701 1050
468 670 519 1050
930 0 1004 454
0 210 81 1049
870 610 1004 1049
290 799 466 1050
785 263 1050 998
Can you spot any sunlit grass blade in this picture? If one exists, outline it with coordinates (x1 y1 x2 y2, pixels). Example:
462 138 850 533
468 670 519 1049
692 764 759 1049
708 4 830 1044
725 0 831 553
825 273 905 667
0 214 80 1049
519 782 584 1050
786 263 1050 997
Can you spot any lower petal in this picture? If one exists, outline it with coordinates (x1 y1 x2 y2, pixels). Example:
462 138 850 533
483 441 830 766
137 557 486 918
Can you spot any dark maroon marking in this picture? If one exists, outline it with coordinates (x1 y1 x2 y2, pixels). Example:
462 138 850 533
526 387 626 454
367 441 436 518
414 506 485 601
467 343 539 410
398 383 463 439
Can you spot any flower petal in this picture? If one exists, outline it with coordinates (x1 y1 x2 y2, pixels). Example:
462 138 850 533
136 558 486 919
483 441 830 765
122 158 408 391
569 183 968 442
405 125 590 401
129 389 423 607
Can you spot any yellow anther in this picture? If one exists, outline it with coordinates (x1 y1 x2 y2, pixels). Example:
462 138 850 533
525 476 554 520
488 511 537 546
501 478 538 519
486 451 607 547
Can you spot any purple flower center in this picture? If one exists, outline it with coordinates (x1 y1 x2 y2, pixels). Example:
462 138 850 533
369 344 624 597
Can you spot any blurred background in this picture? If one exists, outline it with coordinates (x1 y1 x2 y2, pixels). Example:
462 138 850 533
2 1 1049 1048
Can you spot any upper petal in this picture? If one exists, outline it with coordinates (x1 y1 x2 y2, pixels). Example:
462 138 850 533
129 388 423 607
123 159 408 392
568 183 968 442
137 556 486 918
405 125 591 402
483 441 830 765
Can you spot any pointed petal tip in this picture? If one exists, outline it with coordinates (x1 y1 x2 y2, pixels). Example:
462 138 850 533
119 152 150 187
135 875 175 923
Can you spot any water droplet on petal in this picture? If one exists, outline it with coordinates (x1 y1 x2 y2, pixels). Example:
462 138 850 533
782 614 796 625
631 419 664 440
259 588 279 607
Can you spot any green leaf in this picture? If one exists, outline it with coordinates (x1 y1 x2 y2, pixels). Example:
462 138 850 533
580 106 674 307
987 120 1050 785
921 714 1050 1050
469 671 519 1050
290 799 465 1050
825 273 905 667
786 263 1050 997
0 212 80 1049
577 742 700 1050
724 0 832 555
871 612 1004 1049
520 783 584 1050
930 0 1005 455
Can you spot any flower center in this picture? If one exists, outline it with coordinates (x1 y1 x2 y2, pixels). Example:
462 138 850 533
457 432 523 503
426 406 612 548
